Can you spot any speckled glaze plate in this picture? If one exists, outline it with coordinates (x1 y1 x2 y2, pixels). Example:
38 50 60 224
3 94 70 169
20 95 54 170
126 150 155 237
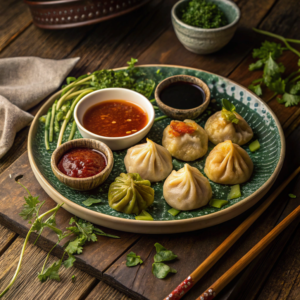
28 65 285 234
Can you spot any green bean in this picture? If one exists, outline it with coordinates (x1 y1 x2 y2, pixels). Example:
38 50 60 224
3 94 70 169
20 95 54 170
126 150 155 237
68 121 77 141
39 115 47 123
154 115 168 122
56 87 77 110
49 102 56 142
45 110 51 150
57 89 94 147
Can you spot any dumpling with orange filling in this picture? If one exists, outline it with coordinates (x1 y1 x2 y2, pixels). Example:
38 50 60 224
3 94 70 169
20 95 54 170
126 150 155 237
162 120 208 161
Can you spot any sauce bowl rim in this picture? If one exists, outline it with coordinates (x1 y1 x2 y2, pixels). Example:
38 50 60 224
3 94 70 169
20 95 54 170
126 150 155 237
74 88 155 141
51 138 114 183
154 74 211 114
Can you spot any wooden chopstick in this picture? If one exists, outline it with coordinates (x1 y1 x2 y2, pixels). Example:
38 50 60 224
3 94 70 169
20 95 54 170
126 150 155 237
197 204 300 300
164 167 300 300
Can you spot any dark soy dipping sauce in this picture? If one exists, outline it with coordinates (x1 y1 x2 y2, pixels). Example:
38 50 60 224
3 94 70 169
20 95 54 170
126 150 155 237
160 81 205 109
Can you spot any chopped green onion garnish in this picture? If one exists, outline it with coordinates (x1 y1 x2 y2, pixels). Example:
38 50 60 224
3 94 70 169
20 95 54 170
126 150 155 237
209 199 228 208
39 115 47 123
249 140 260 152
168 208 181 216
228 184 241 200
135 210 153 220
289 193 296 198
135 216 154 221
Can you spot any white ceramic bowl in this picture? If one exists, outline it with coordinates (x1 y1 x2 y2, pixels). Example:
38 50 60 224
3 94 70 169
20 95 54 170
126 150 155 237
74 88 155 150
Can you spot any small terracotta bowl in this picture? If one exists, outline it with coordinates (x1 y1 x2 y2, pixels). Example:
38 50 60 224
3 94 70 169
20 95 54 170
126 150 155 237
154 75 210 120
51 139 114 191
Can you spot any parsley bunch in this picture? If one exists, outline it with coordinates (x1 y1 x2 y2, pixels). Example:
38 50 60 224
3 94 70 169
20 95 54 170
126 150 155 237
0 183 119 298
248 28 300 107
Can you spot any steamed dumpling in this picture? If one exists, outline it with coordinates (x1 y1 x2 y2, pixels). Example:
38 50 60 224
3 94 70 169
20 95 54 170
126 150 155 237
124 138 173 182
205 111 253 145
108 173 154 215
204 140 253 184
162 120 208 161
163 164 212 211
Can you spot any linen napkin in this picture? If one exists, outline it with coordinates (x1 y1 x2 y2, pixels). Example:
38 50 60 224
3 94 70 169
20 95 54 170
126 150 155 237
0 56 80 159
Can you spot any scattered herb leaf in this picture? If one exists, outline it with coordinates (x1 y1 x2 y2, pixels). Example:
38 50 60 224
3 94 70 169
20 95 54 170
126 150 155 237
126 252 143 267
152 263 177 279
72 275 76 283
289 194 296 198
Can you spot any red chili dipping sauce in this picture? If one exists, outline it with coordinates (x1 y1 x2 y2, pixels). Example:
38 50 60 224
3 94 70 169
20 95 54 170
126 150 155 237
169 120 196 137
58 148 107 178
83 100 148 137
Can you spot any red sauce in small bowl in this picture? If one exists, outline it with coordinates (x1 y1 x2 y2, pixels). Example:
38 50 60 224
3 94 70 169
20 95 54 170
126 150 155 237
82 100 148 137
58 148 107 178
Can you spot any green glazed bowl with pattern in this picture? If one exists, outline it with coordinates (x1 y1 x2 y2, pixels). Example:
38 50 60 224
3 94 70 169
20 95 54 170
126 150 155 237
28 65 285 234
172 0 241 54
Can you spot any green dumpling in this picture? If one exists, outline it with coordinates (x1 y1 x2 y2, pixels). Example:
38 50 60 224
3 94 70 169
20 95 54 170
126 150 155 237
108 173 155 215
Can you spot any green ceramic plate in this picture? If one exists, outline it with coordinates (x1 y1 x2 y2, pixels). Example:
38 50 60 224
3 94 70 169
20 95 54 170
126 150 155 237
28 65 285 234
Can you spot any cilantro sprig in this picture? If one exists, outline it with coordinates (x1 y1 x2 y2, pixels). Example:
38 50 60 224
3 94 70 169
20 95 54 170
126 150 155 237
221 99 239 124
248 29 300 107
0 183 119 297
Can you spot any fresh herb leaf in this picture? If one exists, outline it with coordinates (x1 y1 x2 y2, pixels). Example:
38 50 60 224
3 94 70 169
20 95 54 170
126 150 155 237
248 82 263 96
18 182 42 222
263 54 285 85
82 197 102 207
222 98 236 112
267 77 286 94
252 41 285 61
249 60 265 71
72 275 76 283
126 252 143 267
64 254 76 268
38 260 62 283
93 228 120 239
66 77 77 85
154 243 177 263
154 243 166 253
280 93 300 107
152 263 177 279
154 250 177 263
289 194 297 198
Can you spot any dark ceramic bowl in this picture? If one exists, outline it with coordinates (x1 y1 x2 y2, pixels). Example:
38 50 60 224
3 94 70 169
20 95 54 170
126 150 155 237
23 0 151 29
154 75 210 120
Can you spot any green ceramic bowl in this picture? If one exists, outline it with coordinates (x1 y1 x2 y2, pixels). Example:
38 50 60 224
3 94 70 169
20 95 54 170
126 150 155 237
28 65 285 234
171 0 241 54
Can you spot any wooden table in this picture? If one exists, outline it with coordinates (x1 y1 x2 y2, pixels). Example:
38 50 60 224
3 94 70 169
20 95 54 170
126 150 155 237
1 0 300 299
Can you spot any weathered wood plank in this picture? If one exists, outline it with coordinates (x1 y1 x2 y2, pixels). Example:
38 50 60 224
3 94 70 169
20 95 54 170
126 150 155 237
0 0 32 52
86 281 132 300
0 224 17 257
0 152 140 280
0 236 97 300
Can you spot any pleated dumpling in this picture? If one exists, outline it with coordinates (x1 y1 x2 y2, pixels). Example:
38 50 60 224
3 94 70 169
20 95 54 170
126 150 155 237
204 140 253 184
204 100 253 145
163 164 212 211
162 120 208 161
108 173 154 215
124 138 173 182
